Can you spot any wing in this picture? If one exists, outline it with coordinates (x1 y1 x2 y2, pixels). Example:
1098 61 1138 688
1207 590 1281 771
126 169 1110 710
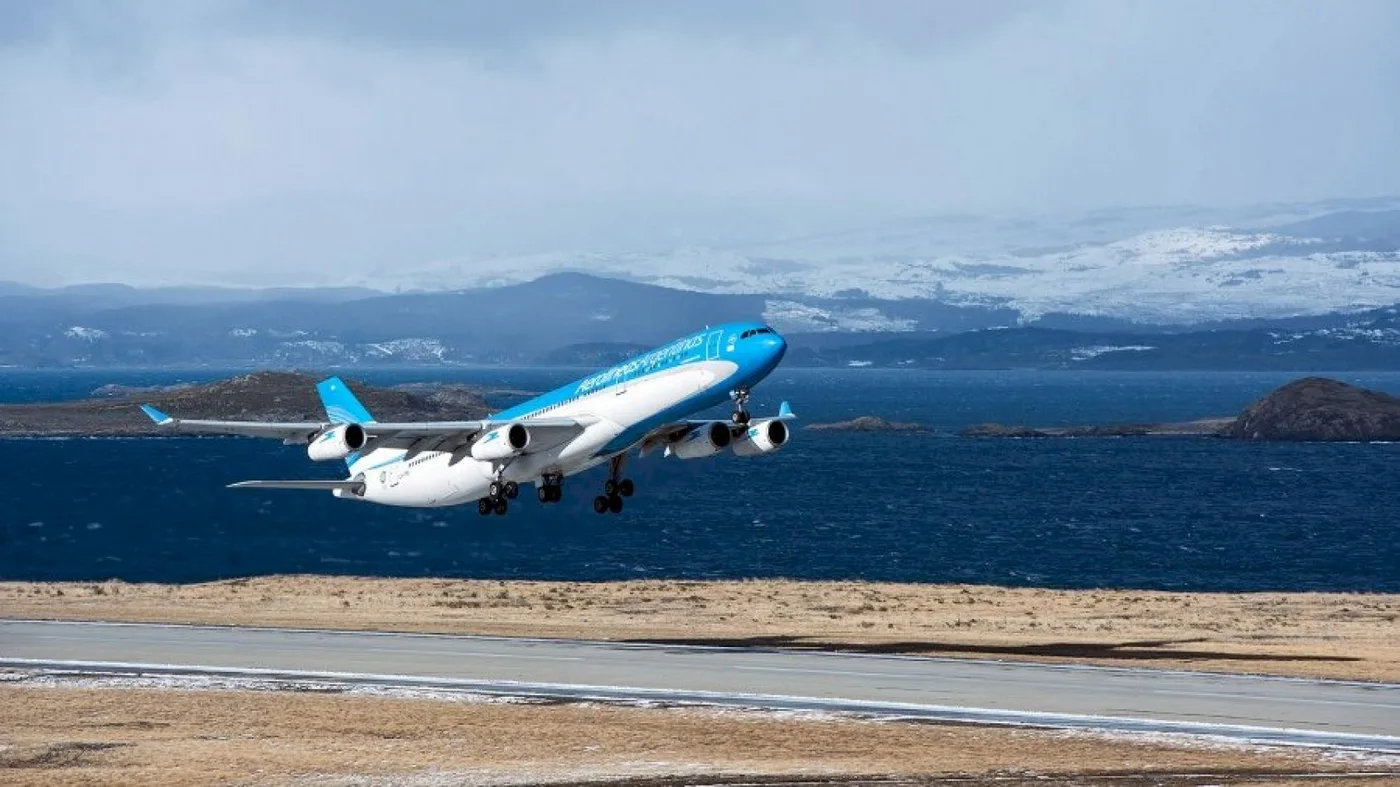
140 404 588 449
638 400 796 456
141 404 330 442
227 479 365 493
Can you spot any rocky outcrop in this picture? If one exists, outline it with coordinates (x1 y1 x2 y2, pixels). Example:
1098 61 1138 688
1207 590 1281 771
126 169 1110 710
1222 377 1400 441
961 419 1233 438
0 372 491 436
806 416 928 432
960 423 1049 438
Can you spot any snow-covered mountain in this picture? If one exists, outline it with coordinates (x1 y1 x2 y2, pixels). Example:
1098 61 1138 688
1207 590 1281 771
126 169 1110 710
370 199 1400 325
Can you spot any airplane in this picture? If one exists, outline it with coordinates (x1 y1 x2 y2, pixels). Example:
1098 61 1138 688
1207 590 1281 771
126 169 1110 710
139 322 793 515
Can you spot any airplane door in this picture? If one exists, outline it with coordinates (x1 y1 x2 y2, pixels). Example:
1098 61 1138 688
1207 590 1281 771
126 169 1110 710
705 330 723 360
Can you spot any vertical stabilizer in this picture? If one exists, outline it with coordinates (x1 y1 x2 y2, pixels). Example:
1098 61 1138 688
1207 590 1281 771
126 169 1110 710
316 377 374 468
316 377 375 425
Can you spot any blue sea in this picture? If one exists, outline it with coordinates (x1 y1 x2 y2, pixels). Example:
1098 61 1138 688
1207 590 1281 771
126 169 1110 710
1 368 1398 591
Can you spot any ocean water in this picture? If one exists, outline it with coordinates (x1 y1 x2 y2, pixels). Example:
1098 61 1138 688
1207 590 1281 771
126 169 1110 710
1 368 1398 591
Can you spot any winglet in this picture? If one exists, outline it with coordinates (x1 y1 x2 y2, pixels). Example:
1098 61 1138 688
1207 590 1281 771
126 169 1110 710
140 404 174 425
778 401 795 419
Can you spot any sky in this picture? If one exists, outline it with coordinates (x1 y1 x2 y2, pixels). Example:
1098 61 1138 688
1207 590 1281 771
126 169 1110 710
1 0 1398 286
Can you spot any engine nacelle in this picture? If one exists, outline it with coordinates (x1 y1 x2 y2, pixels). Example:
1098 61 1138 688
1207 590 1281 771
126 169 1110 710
732 418 789 457
306 423 367 462
471 423 530 461
668 421 731 460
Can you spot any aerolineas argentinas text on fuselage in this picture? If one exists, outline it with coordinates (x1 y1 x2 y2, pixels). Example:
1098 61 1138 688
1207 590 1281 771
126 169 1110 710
140 322 793 515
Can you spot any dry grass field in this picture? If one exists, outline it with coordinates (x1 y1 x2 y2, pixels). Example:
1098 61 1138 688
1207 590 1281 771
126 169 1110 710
0 682 1388 787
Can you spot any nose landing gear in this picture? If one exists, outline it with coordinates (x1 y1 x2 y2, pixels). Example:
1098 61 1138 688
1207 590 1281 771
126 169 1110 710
730 387 751 426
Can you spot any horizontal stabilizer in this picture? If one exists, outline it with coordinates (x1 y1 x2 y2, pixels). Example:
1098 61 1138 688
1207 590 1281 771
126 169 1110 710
227 479 365 494
140 404 173 425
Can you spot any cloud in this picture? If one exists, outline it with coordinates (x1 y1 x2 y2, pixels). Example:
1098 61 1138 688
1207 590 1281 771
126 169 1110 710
0 0 1397 285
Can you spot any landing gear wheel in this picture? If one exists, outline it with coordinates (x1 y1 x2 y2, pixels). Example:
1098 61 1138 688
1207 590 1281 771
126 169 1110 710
604 479 619 496
730 387 752 425
607 494 624 514
537 486 552 504
504 481 519 499
493 497 509 515
477 498 492 516
489 480 504 499
592 495 610 514
548 485 562 503
618 478 634 498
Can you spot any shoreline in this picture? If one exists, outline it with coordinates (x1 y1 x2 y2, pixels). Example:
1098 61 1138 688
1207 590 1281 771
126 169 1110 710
3 576 1396 683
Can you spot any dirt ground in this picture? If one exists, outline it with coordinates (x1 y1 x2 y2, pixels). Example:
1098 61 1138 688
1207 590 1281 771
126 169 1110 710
1 576 1397 682
0 682 1390 787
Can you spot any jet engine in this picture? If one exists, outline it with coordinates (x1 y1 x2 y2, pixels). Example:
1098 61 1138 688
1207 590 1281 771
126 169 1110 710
668 421 731 460
306 423 367 462
471 423 530 461
731 418 789 457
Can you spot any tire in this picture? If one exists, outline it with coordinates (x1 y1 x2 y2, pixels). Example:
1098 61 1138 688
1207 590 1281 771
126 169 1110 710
493 497 508 515
618 478 634 497
476 498 492 516
592 495 610 514
489 481 503 499
607 494 623 514
537 486 551 504
505 481 519 499
548 485 562 503
604 479 618 496
731 411 750 425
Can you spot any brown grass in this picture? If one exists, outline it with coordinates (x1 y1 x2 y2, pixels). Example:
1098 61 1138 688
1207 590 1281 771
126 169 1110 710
2 577 1398 682
0 683 1379 787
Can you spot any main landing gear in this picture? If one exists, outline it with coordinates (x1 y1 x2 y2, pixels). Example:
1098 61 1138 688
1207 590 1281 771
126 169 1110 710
730 387 752 426
476 478 518 516
537 473 564 504
593 455 634 515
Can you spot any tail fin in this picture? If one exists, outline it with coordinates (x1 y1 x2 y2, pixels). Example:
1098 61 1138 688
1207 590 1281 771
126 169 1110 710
317 377 374 469
316 377 374 425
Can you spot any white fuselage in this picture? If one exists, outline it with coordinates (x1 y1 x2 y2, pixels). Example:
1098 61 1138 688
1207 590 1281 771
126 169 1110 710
343 359 738 507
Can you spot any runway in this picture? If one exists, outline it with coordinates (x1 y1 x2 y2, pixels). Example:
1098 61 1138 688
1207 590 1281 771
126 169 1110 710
3 619 1398 754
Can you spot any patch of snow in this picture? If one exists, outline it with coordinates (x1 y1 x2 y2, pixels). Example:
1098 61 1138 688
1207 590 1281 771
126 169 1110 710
1071 345 1156 361
64 326 108 341
763 300 916 333
364 338 450 362
278 340 347 357
229 328 258 337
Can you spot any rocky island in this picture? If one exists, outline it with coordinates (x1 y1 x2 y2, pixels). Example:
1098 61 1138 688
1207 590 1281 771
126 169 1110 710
1222 376 1400 441
961 377 1400 441
805 415 929 432
0 372 492 436
960 420 1230 438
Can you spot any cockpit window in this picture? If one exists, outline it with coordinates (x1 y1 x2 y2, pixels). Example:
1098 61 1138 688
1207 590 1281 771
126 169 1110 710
740 327 775 340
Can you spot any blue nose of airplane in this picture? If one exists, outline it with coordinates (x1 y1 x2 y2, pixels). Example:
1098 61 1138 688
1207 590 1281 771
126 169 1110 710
761 331 788 363
752 331 787 377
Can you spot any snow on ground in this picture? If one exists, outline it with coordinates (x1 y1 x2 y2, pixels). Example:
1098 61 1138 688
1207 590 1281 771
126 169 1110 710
63 326 109 341
1071 345 1156 361
372 222 1400 324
